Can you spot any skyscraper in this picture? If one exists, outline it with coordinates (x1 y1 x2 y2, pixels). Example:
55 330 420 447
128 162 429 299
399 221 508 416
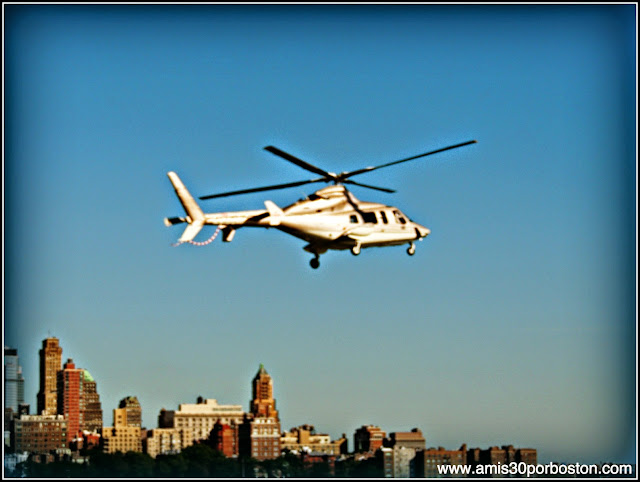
82 371 103 433
57 359 83 442
118 396 142 428
354 425 386 453
243 364 281 460
4 347 25 448
4 347 25 413
37 337 63 416
250 364 278 419
101 399 143 453
56 358 103 442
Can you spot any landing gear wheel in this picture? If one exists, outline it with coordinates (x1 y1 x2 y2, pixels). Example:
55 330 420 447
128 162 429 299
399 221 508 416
351 244 361 256
407 243 416 256
310 257 320 269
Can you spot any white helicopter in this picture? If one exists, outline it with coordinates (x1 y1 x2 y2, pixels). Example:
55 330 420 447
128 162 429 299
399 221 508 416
164 140 476 269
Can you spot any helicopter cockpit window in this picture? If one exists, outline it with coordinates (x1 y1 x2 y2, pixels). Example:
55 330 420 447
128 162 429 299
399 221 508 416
380 211 388 224
350 214 359 224
393 210 407 224
307 194 321 201
362 212 378 224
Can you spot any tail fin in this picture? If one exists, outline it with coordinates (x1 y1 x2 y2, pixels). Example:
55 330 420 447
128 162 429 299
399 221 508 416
264 200 284 226
167 172 205 242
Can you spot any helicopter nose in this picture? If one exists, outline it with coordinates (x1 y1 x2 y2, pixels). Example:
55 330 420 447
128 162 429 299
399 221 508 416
417 226 431 238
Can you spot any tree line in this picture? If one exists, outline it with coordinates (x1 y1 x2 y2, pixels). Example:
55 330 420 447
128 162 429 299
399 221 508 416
9 444 383 478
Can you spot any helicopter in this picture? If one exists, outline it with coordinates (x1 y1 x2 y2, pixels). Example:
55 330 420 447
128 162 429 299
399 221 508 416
164 139 477 269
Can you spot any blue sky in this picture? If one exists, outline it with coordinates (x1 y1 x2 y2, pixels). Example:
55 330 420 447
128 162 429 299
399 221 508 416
4 4 636 465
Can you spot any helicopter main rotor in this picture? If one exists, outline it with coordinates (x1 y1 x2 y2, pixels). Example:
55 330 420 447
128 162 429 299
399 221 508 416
199 139 477 200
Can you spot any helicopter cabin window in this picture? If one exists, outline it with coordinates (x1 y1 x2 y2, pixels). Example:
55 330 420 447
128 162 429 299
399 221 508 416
380 211 388 224
393 210 407 224
350 214 359 224
362 212 378 224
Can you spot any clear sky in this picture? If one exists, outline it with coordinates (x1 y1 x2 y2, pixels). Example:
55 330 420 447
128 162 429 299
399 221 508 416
4 4 636 465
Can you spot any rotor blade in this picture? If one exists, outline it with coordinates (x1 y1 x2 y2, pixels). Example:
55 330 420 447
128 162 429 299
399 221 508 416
342 180 396 193
264 146 335 179
199 178 326 200
341 139 477 179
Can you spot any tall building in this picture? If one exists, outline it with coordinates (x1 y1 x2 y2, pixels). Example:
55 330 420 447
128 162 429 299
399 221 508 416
101 400 144 454
209 420 239 457
12 414 68 454
37 337 63 416
118 396 142 428
414 445 468 478
144 428 182 458
4 347 25 448
387 428 426 450
392 446 418 478
250 364 278 418
82 371 103 433
281 425 347 455
57 359 83 442
169 398 246 448
467 444 537 470
243 364 281 460
4 347 25 413
354 425 386 453
56 358 103 442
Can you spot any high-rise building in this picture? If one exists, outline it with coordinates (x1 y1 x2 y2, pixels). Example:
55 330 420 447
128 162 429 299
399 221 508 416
210 420 239 457
158 408 175 428
56 358 103 442
467 444 537 469
415 444 467 478
4 347 25 413
57 359 83 442
12 414 68 454
354 425 386 453
4 347 25 448
387 428 426 451
82 372 103 433
171 398 246 448
118 396 142 428
37 337 63 416
101 400 144 454
144 428 182 458
392 446 418 478
281 425 348 455
250 364 278 419
242 364 281 460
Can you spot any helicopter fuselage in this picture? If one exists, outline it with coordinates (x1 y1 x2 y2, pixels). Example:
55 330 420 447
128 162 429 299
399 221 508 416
166 174 430 266
244 185 429 253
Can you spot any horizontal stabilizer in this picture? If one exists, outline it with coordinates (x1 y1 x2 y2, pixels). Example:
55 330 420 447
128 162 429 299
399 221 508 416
164 216 188 227
179 220 204 243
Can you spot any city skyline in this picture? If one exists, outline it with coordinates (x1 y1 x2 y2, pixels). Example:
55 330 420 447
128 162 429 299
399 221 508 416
7 338 538 460
4 4 636 467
